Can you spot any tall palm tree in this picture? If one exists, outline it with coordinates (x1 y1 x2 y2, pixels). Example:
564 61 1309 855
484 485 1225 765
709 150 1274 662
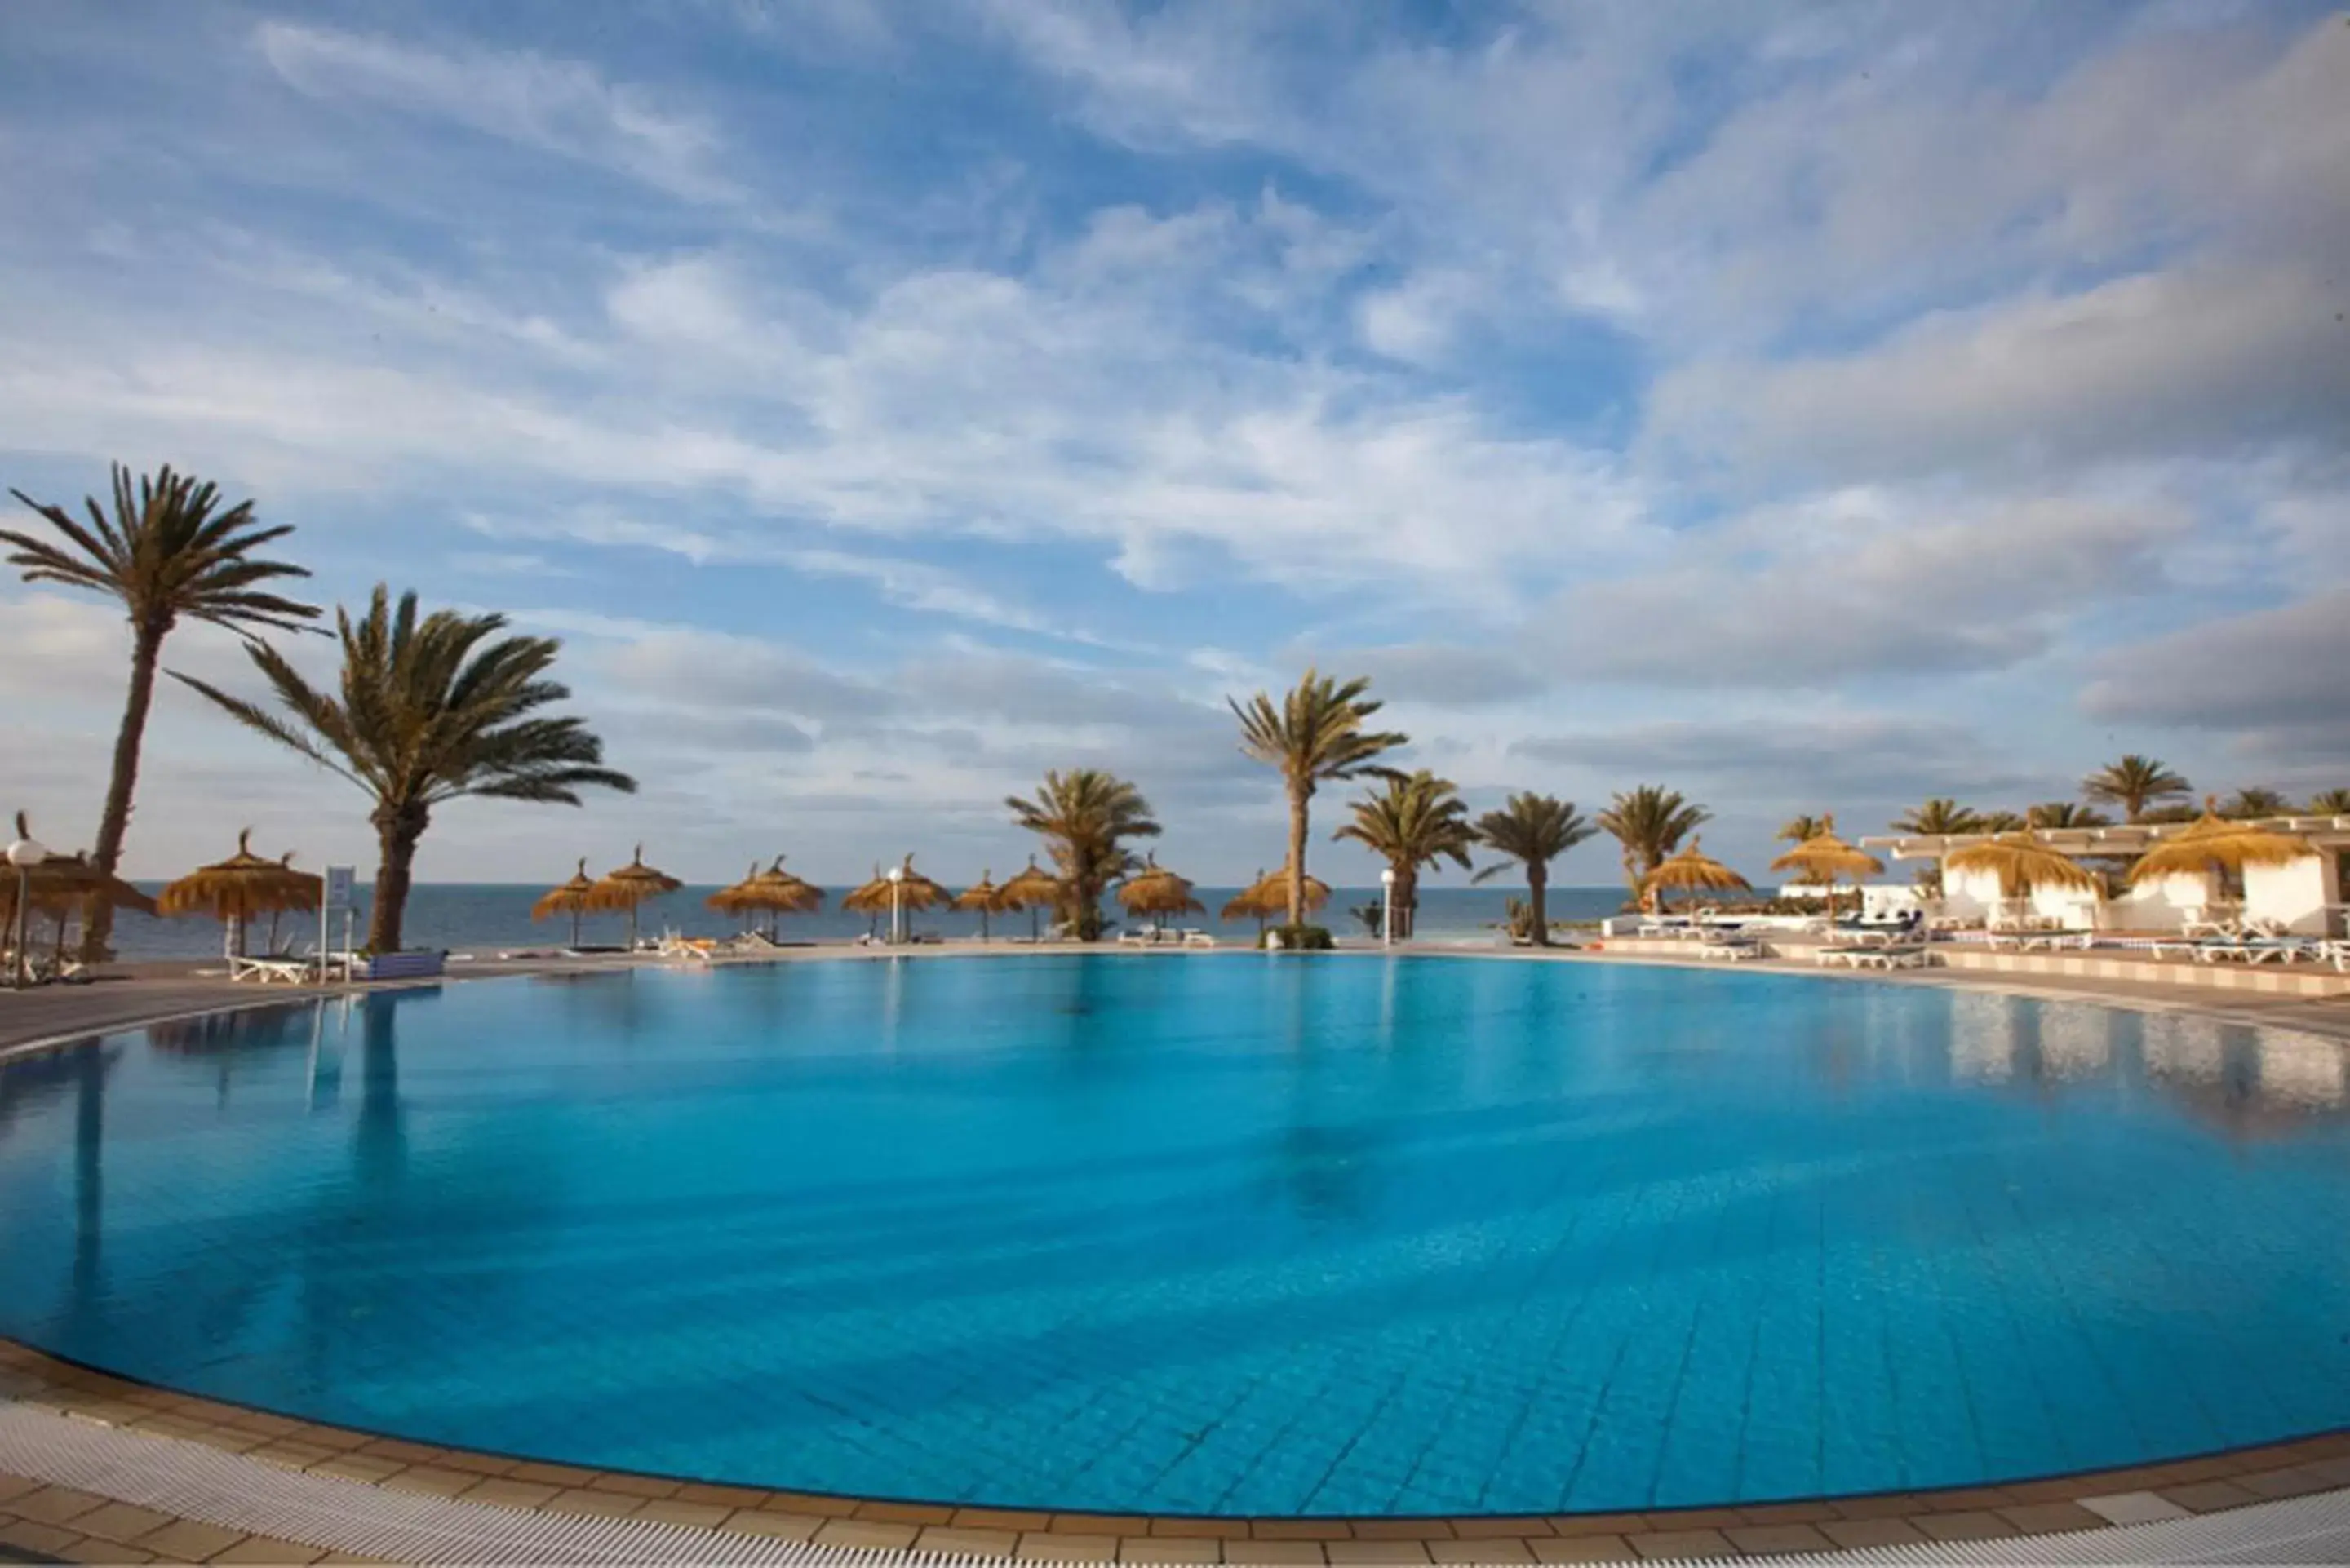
4 464 319 958
173 585 633 952
1890 798 1983 837
2082 755 2190 822
1776 813 1825 846
1594 786 1709 910
2308 788 2350 816
1332 770 1475 939
2220 786 2293 820
1230 669 1407 927
1004 768 1160 941
1470 794 1596 946
2025 801 2112 829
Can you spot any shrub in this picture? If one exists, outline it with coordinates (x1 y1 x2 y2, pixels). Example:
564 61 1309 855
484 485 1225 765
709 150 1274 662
1262 923 1335 950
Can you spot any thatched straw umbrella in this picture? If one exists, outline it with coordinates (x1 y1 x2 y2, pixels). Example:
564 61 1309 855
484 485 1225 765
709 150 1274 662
953 870 1017 943
532 858 600 948
845 856 947 943
707 857 823 940
892 855 948 942
707 859 768 927
1643 838 1751 916
1000 857 1064 942
1117 855 1204 933
748 856 822 937
2126 796 2314 896
1944 835 2099 901
1222 865 1331 936
159 828 323 957
590 845 682 951
1767 814 1883 923
3 814 157 977
843 862 890 941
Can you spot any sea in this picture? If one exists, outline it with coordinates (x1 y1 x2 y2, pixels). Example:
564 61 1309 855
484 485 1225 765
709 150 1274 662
90 883 1638 961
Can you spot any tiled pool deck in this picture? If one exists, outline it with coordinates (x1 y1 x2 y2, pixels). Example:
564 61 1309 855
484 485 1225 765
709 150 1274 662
4 950 2348 1563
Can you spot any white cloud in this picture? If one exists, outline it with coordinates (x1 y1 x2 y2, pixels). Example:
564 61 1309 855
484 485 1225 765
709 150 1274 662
255 22 738 202
1535 493 2193 685
2080 589 2350 764
1510 713 2054 804
1646 264 2350 484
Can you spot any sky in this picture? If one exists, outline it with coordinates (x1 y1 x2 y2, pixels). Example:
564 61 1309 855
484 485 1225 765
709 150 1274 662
1 0 2345 888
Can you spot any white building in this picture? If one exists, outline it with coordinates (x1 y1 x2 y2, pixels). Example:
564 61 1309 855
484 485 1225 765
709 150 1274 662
1860 815 2350 935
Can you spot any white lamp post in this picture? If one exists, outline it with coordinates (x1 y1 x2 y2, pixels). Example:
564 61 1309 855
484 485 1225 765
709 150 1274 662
886 863 904 946
7 834 51 990
1380 866 1397 947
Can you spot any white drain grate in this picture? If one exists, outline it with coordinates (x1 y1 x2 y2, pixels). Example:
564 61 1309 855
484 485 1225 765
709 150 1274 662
7 1402 2350 1566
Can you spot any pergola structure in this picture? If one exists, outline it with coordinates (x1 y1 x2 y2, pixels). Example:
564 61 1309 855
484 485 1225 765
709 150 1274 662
1862 813 2350 935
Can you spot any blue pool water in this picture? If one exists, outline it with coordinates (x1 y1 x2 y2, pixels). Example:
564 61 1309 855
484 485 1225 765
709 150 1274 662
2 957 2348 1517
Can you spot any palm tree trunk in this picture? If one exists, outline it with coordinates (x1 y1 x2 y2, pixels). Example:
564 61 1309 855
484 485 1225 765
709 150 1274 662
82 624 166 962
1528 866 1550 946
368 805 426 954
1395 866 1418 939
1286 787 1310 927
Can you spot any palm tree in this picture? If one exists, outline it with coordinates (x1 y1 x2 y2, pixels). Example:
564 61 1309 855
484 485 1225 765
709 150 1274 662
1891 799 1984 837
1975 810 2028 833
2025 801 2112 829
4 464 319 958
1594 786 1709 910
1776 813 1825 845
2082 755 2190 822
1230 669 1407 927
1470 794 1596 946
1004 768 1160 941
2220 786 2293 820
1332 770 1476 939
2309 788 2350 816
1889 799 1982 896
172 585 633 952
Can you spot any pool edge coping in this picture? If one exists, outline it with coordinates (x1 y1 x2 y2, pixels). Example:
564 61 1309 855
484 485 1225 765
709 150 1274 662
7 1340 2350 1561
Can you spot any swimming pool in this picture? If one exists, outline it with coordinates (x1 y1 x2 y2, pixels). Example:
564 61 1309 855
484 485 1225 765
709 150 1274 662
2 955 2347 1517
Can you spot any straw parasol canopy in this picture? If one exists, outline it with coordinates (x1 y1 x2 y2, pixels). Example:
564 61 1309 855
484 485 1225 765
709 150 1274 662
1116 854 1204 931
749 856 823 919
706 860 768 919
1767 814 1883 921
893 856 949 911
532 858 601 947
1643 838 1751 915
158 828 322 955
842 863 889 916
1000 856 1065 941
3 813 157 971
953 870 1018 942
1944 834 2099 900
590 844 682 950
845 856 947 941
708 856 823 938
1222 865 1331 930
2127 796 2315 888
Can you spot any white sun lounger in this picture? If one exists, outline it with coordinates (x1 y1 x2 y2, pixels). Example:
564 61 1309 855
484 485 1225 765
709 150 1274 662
229 955 311 985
